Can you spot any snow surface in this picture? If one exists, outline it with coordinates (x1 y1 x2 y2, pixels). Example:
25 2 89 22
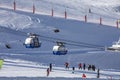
0 0 120 80
0 58 119 80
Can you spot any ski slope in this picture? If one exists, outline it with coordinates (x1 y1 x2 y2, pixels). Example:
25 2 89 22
0 58 119 80
0 0 120 80
0 0 120 27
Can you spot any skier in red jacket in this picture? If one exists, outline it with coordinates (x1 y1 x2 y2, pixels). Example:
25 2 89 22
64 62 69 69
78 63 82 70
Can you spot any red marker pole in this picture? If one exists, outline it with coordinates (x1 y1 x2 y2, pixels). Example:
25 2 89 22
85 15 87 22
100 17 102 25
116 20 119 28
51 8 54 17
65 10 67 19
13 0 16 11
33 4 35 14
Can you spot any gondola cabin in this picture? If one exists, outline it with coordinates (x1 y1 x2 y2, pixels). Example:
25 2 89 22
107 38 120 51
24 33 41 48
53 42 67 55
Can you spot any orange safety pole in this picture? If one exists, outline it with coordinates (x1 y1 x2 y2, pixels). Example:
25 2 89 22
100 17 102 25
13 0 16 11
85 15 87 22
33 4 35 14
65 10 67 19
116 20 119 28
51 8 54 17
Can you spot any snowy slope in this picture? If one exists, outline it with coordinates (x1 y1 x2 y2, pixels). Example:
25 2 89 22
0 58 119 80
0 0 120 80
0 0 120 27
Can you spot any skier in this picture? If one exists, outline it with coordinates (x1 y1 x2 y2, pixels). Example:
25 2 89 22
49 63 52 72
64 62 69 69
82 73 86 79
72 67 75 73
46 68 50 76
83 63 86 70
78 63 82 69
88 64 91 71
97 68 100 78
92 65 96 71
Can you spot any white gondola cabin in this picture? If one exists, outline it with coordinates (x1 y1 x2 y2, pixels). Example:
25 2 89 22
107 38 120 51
53 42 67 55
24 33 41 48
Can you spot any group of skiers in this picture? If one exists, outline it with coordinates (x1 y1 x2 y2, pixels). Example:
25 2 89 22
79 63 96 71
46 62 100 78
78 63 96 71
88 64 96 71
64 62 96 71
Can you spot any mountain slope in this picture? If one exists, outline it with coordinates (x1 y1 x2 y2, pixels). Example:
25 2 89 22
0 0 120 79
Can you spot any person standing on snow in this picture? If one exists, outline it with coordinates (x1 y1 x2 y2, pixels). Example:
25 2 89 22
92 65 96 71
83 63 86 70
46 68 50 76
72 67 75 73
88 64 91 71
97 68 100 78
78 63 82 70
49 63 52 72
64 62 69 69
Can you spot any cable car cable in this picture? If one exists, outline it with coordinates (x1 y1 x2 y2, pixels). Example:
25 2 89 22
38 34 104 50
38 35 104 50
5 28 104 50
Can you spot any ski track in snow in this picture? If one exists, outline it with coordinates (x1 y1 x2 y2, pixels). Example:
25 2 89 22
0 8 41 30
